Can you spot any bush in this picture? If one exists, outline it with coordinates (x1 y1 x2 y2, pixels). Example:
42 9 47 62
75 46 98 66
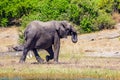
70 0 115 33
22 0 114 33
113 0 120 12
96 10 115 30
0 0 117 34
0 0 38 27
0 18 8 27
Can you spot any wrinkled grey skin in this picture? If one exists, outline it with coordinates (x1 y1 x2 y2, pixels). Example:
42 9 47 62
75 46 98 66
14 20 78 63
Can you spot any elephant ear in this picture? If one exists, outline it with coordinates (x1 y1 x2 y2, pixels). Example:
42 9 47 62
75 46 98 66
55 21 68 38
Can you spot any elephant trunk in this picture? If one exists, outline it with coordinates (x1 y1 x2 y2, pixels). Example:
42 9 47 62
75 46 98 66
71 32 78 43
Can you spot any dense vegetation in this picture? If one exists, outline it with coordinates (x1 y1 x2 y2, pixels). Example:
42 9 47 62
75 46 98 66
0 0 120 33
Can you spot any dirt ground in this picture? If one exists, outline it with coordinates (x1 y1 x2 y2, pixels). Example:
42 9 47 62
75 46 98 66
0 24 120 71
0 27 19 52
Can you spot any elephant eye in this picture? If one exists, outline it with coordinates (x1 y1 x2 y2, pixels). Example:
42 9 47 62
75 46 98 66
66 29 70 35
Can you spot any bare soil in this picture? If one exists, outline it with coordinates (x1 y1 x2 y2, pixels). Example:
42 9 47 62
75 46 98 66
0 27 19 52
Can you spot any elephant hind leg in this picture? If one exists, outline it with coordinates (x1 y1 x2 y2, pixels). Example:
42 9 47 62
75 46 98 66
19 48 29 63
45 46 54 62
19 39 32 63
19 37 35 63
33 49 44 63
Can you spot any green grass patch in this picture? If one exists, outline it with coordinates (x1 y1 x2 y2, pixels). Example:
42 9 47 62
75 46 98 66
0 62 120 80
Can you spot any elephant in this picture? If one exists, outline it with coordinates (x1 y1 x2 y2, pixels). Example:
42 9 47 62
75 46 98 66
14 20 78 63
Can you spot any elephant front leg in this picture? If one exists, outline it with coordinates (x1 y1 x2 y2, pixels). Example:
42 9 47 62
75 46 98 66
53 38 60 63
19 48 28 63
45 46 54 62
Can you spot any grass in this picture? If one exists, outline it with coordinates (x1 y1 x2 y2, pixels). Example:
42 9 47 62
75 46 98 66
0 61 120 80
0 54 120 80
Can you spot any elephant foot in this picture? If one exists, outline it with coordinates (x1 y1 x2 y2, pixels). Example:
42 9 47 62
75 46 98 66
19 60 25 63
19 57 26 63
46 55 50 62
37 59 44 64
35 56 44 63
36 57 44 63
46 55 54 62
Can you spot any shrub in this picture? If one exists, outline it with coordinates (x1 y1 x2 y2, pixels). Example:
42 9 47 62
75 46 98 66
21 0 70 28
70 0 115 33
96 10 115 30
0 0 38 27
0 0 116 34
113 0 120 12
0 18 8 27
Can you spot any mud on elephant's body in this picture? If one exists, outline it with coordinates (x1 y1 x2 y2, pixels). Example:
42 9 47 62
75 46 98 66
14 20 78 63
